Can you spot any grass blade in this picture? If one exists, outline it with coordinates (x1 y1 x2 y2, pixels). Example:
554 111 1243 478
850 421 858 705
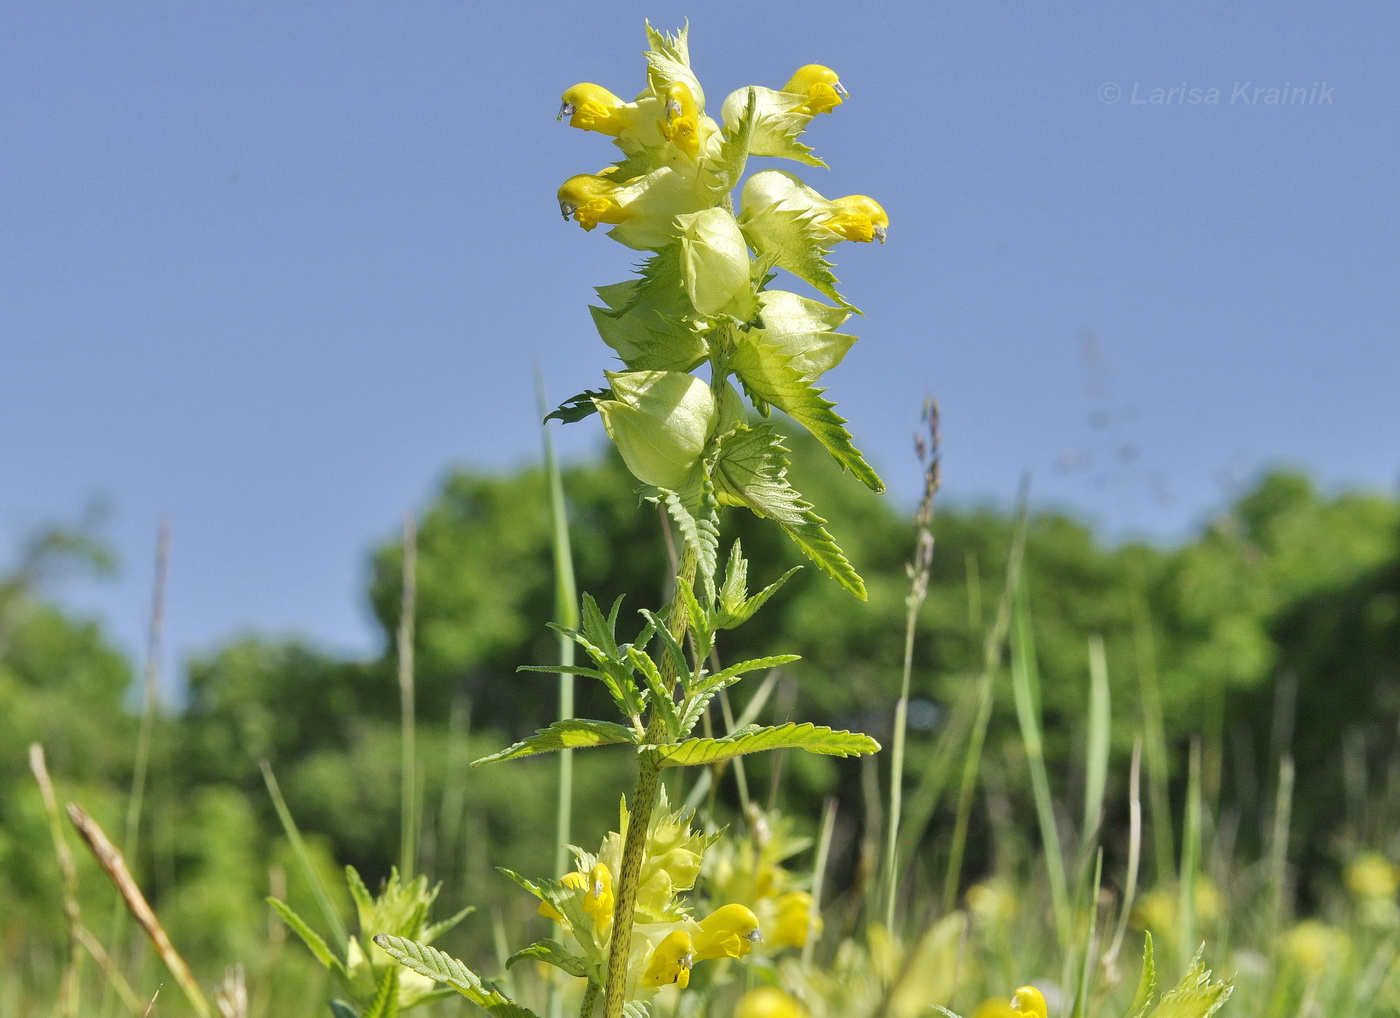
259 760 349 954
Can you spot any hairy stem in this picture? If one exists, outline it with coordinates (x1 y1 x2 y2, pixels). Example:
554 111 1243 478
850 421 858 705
601 547 697 1018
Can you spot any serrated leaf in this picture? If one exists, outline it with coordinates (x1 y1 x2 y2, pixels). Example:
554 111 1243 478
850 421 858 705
698 655 801 693
721 85 825 167
653 472 720 597
361 966 399 1018
711 425 866 598
372 936 538 1018
267 897 346 975
507 940 595 979
627 646 680 740
710 87 756 195
739 201 849 306
652 722 880 768
1125 932 1158 1018
644 22 703 111
731 330 882 492
471 719 637 766
544 388 610 425
1144 946 1232 1018
591 279 706 373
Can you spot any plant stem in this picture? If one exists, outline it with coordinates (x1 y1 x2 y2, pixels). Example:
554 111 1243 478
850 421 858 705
601 547 696 1018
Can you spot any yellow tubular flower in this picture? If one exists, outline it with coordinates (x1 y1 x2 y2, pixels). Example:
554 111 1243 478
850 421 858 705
557 174 634 231
584 862 614 928
538 871 589 922
770 891 818 949
559 83 632 136
642 930 695 988
782 64 848 115
659 81 702 160
823 195 888 244
693 904 762 960
1010 985 1048 1018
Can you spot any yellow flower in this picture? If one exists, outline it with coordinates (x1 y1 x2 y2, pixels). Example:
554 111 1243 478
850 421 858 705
584 862 614 928
559 83 635 136
659 81 702 160
782 64 848 115
1010 985 1048 1018
823 195 888 244
736 986 807 1018
693 903 762 960
770 891 819 949
557 174 634 232
642 929 695 988
1346 852 1400 901
1280 920 1349 975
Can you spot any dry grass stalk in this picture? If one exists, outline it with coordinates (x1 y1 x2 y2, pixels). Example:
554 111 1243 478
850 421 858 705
66 803 213 1018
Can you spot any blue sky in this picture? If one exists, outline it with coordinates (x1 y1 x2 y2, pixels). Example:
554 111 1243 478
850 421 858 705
3 3 1397 682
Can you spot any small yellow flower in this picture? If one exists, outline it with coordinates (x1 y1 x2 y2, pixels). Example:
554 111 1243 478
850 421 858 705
557 174 634 232
1280 920 1349 975
736 986 807 1018
658 81 702 160
693 903 762 960
584 862 614 928
823 195 888 244
1010 985 1048 1018
642 929 695 988
782 64 848 115
1346 852 1400 901
559 83 634 136
770 891 819 949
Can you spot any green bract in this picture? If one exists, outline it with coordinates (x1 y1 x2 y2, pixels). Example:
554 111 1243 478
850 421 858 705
553 23 888 597
596 370 715 490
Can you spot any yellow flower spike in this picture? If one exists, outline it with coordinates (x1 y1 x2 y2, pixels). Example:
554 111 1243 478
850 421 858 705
538 871 588 922
736 986 807 1018
1010 985 1048 1018
823 195 889 244
584 862 614 929
559 83 633 136
642 930 695 988
782 64 848 115
693 903 762 960
557 174 634 232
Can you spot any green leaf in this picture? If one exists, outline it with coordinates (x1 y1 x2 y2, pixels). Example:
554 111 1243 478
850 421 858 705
361 966 399 1018
698 655 801 694
711 425 866 599
1143 946 1232 1018
372 936 538 1018
471 719 637 766
709 87 756 195
644 22 703 106
626 646 680 740
591 280 706 373
544 388 610 425
720 85 825 167
1125 932 1158 1018
329 1002 360 1018
652 472 720 597
507 940 595 979
651 722 880 768
267 898 346 975
739 200 848 306
731 328 882 492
